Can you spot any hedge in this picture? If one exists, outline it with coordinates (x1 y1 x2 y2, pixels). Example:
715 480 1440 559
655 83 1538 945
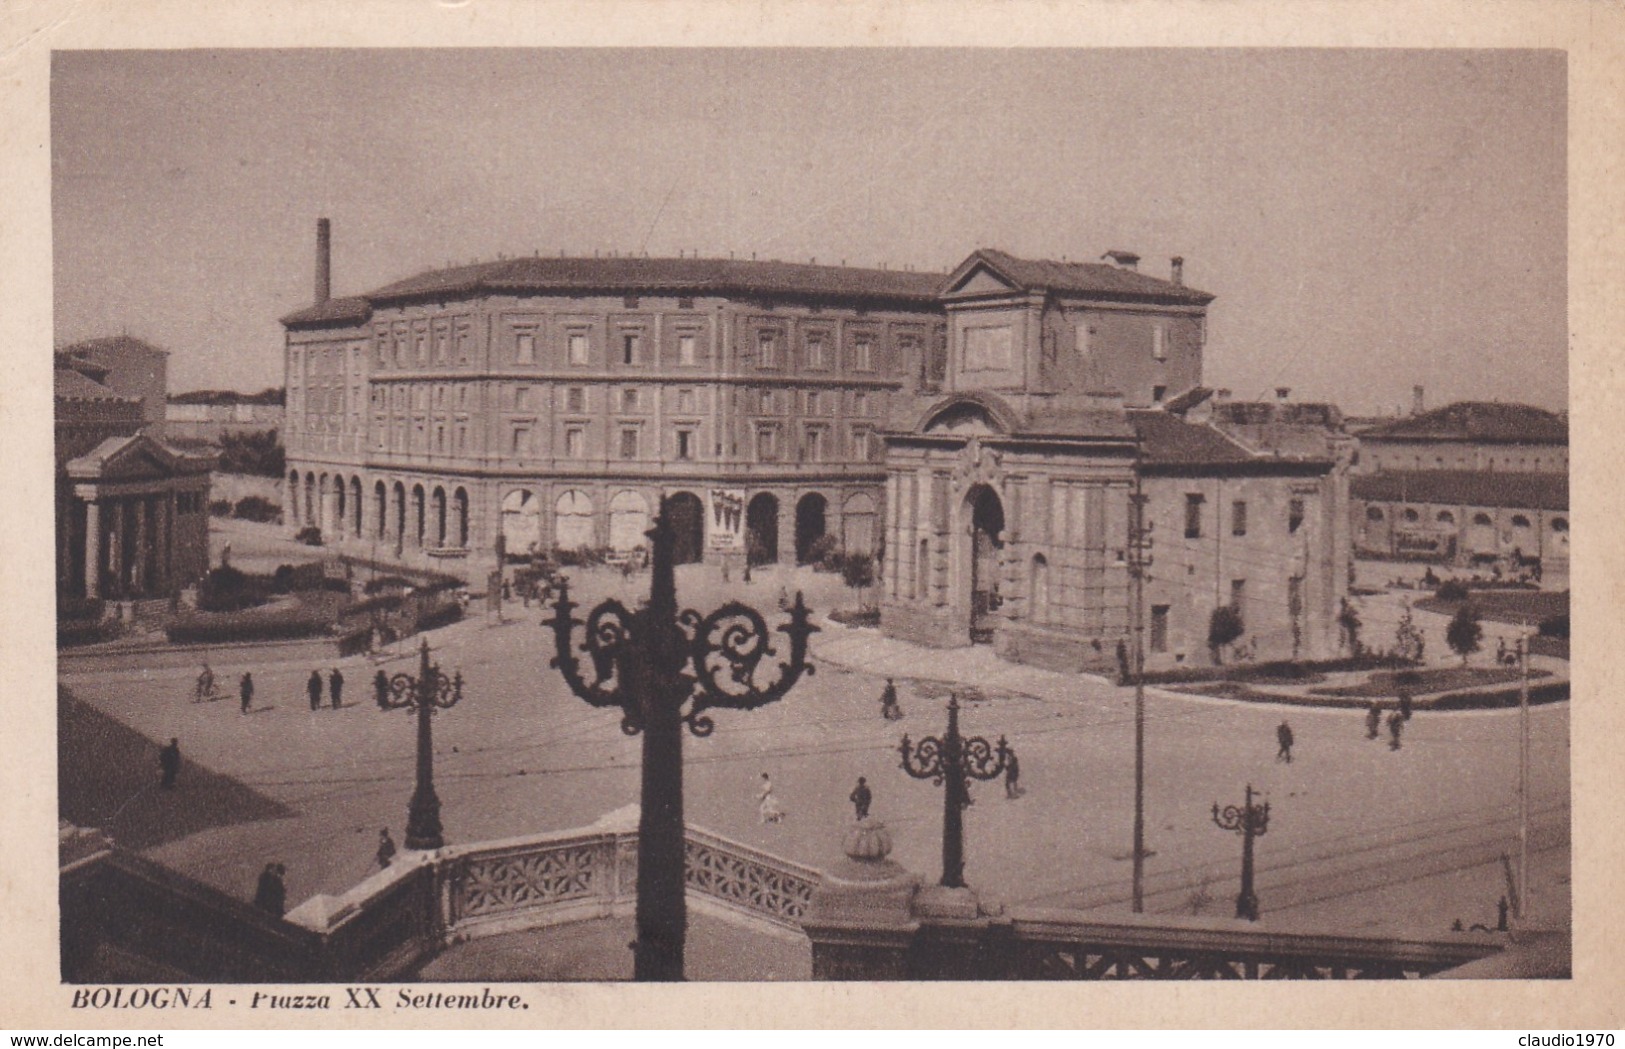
1428 681 1570 711
58 596 105 623
417 602 464 632
165 607 332 645
1129 654 1415 687
58 620 119 647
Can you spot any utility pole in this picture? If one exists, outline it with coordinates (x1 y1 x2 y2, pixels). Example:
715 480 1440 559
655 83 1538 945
1126 446 1154 913
1517 627 1531 922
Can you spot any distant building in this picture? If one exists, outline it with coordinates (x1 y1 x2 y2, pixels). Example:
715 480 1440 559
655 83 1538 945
165 398 285 443
55 352 212 601
1350 400 1568 571
56 336 170 438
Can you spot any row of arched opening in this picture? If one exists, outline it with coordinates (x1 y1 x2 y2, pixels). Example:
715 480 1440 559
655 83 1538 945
287 470 470 551
1361 504 1568 559
493 487 859 566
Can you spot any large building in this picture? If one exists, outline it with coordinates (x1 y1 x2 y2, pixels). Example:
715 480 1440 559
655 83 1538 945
54 349 213 602
878 251 1352 670
282 224 1352 670
282 221 945 572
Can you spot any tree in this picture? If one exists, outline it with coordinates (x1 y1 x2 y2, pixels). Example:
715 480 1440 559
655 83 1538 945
1394 602 1425 662
1446 604 1483 665
1207 605 1245 665
1337 597 1363 656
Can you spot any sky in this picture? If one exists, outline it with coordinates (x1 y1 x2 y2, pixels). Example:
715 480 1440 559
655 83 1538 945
51 48 1567 415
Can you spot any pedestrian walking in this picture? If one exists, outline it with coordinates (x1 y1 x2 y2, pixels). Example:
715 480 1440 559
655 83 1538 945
1365 700 1381 740
1004 748 1023 799
374 669 391 710
307 670 323 711
253 862 286 918
329 668 344 709
157 738 181 789
1388 710 1405 751
1116 638 1131 684
239 671 255 714
1276 720 1295 763
1398 689 1413 721
376 828 397 869
777 586 789 612
194 662 215 703
849 777 872 820
757 772 785 824
879 678 902 721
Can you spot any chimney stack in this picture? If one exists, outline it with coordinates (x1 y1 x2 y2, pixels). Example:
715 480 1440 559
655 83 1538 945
315 218 332 304
1412 384 1425 416
1170 256 1184 286
1275 387 1292 403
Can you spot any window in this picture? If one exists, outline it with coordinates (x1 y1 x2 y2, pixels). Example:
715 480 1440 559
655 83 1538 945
1152 384 1167 403
677 388 696 414
565 387 585 412
619 428 639 460
1152 322 1167 361
510 426 530 455
854 335 874 371
805 390 821 416
1366 506 1384 521
853 390 869 416
415 331 428 363
1402 508 1420 523
759 389 775 414
512 386 528 411
1437 510 1455 525
1184 493 1205 539
435 424 445 452
1231 500 1248 537
1230 578 1246 618
677 296 694 310
564 427 584 458
567 332 589 365
623 294 640 309
1075 322 1092 362
515 331 535 364
804 426 825 463
758 331 778 368
964 325 1012 370
756 425 780 462
622 388 640 412
676 430 694 461
807 335 826 369
678 333 697 366
853 428 873 462
1289 497 1306 534
1150 605 1171 653
621 332 641 365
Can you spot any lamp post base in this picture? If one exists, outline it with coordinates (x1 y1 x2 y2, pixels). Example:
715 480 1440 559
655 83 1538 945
405 790 444 850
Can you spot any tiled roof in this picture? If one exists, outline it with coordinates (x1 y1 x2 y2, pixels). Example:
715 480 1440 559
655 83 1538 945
1359 402 1567 444
361 256 946 306
1350 470 1567 511
961 249 1214 305
280 296 372 327
54 368 131 401
1129 410 1257 465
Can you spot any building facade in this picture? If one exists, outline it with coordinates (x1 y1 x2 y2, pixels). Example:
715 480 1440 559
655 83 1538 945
879 252 1352 671
55 354 213 602
57 336 170 438
282 223 945 575
1353 401 1568 475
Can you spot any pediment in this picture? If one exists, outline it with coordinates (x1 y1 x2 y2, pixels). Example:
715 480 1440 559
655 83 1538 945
945 263 1019 298
101 449 176 481
67 434 184 481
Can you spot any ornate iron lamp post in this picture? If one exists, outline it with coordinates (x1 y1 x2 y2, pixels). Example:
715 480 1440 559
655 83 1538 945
544 502 817 981
1211 783 1270 921
899 694 1011 889
380 637 464 850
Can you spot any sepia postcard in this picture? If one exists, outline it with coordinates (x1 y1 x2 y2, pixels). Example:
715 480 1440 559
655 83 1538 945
2 0 1623 1032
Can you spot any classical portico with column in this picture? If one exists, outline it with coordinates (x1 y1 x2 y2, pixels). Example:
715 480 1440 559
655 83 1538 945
60 434 214 601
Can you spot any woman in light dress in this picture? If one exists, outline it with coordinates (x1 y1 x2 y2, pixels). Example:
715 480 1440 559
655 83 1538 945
757 772 785 824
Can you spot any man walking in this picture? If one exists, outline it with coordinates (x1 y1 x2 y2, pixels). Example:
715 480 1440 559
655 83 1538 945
879 678 902 721
1398 689 1414 721
253 863 286 918
158 738 181 790
329 668 344 709
1366 700 1381 740
1388 710 1405 751
1005 748 1023 799
1276 720 1295 763
239 671 254 714
307 669 323 712
374 669 391 710
849 777 872 821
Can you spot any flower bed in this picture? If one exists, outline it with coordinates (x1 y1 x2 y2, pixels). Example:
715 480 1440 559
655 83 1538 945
165 606 333 645
1129 654 1414 687
1307 665 1551 698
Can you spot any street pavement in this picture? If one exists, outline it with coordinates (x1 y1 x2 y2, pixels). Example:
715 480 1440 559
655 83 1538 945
59 559 1570 950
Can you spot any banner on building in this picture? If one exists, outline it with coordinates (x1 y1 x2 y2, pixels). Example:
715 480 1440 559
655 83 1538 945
707 488 746 551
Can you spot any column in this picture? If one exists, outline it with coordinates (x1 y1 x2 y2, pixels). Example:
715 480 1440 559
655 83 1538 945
83 500 102 599
109 499 126 597
133 497 149 595
155 492 172 593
